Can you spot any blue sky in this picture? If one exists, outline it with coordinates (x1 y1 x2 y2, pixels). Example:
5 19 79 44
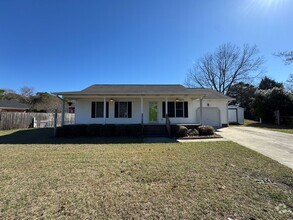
0 0 292 93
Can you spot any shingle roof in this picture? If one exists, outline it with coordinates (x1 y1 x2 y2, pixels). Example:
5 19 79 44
187 88 233 99
0 100 29 109
82 84 190 94
53 84 233 100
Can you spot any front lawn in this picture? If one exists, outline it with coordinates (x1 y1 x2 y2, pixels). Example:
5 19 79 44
0 129 292 219
244 119 293 134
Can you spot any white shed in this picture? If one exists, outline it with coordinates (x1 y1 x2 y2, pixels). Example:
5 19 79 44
228 105 244 124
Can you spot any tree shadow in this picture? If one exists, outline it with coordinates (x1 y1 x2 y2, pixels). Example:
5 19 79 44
246 122 293 130
0 128 144 145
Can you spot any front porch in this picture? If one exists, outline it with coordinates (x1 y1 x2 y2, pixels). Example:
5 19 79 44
59 96 205 126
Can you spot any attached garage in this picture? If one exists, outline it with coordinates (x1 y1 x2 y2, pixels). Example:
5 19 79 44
196 107 221 128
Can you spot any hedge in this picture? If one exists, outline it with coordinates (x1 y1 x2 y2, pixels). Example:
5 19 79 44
56 124 215 138
56 124 142 137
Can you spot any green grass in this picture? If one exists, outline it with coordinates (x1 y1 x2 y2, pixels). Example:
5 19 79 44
244 119 293 134
0 129 292 219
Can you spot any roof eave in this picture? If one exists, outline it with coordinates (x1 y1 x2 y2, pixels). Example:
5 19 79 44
55 93 206 99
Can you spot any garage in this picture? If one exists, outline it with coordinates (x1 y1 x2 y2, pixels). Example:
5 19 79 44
228 105 244 124
196 107 221 128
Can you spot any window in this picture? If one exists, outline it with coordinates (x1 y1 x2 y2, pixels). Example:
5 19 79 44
176 102 184 117
115 102 132 118
91 102 109 118
162 101 188 118
168 102 175 117
96 102 104 117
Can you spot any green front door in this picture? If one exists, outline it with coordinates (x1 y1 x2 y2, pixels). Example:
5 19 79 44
149 102 158 123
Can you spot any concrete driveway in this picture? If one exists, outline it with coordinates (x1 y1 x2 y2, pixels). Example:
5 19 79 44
217 126 293 169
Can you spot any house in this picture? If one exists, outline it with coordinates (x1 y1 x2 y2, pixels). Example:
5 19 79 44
53 84 233 128
0 100 29 112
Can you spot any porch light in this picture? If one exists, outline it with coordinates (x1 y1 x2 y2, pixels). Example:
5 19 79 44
176 98 180 102
110 98 114 102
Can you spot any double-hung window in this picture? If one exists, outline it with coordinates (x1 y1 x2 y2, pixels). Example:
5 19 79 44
91 102 109 118
114 102 132 118
162 101 188 118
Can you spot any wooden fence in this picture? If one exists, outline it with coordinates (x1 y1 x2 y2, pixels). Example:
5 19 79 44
0 112 75 130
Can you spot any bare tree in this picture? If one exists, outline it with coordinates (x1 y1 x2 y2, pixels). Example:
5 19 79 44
286 74 293 92
185 43 264 94
20 86 34 104
275 51 293 65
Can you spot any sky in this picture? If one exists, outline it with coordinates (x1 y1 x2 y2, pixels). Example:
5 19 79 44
0 0 292 93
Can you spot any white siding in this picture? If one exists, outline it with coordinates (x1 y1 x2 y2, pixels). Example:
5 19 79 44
75 98 141 124
238 107 244 124
74 97 229 126
196 107 221 127
194 99 229 126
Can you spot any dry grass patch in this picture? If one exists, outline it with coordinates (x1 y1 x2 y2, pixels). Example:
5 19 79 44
0 129 292 219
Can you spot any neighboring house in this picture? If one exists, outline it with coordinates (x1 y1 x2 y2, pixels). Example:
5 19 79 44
53 84 233 128
0 100 29 112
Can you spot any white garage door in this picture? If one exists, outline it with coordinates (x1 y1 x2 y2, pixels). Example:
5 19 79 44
196 107 221 128
228 109 238 123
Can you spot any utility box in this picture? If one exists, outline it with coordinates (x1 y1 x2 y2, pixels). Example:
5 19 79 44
228 105 244 125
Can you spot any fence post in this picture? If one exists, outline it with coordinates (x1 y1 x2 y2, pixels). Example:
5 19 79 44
54 109 58 137
274 110 280 125
61 100 65 126
32 117 36 128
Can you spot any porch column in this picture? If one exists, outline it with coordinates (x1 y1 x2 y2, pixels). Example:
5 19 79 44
165 97 168 118
103 97 106 124
140 97 144 125
61 99 65 126
199 97 203 125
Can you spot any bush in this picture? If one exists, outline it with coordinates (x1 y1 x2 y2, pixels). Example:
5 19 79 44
198 125 215 136
56 125 71 137
252 88 293 123
86 124 102 137
70 124 87 137
171 125 188 137
187 129 199 136
114 124 142 137
56 124 142 137
128 124 143 137
100 124 114 137
114 125 127 136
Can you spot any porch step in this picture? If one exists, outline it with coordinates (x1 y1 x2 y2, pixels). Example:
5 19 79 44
143 125 168 137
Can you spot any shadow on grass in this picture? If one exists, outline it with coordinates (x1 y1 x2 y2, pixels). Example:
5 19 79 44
0 128 144 145
246 122 293 130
